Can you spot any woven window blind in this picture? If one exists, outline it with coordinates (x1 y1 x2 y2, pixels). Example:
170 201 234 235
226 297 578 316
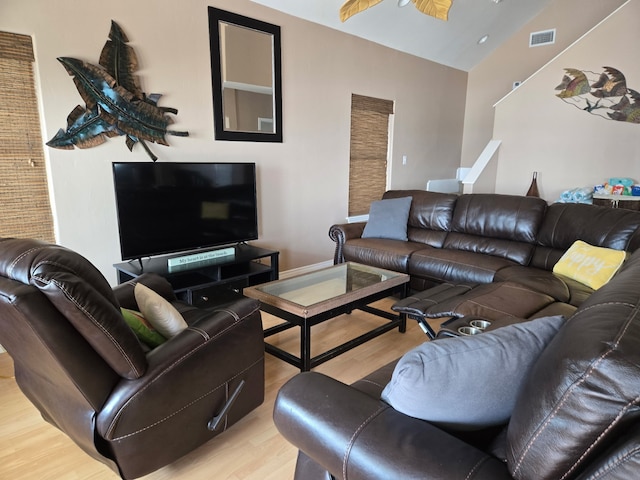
348 94 394 216
0 31 55 242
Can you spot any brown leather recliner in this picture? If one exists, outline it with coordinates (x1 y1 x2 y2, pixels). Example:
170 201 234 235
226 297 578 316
0 238 264 479
274 247 640 479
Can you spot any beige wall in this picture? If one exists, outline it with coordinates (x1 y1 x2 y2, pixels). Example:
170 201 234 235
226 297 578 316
0 0 466 283
493 0 639 202
462 0 627 171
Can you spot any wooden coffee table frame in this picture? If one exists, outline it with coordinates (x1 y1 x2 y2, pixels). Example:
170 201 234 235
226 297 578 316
244 265 409 372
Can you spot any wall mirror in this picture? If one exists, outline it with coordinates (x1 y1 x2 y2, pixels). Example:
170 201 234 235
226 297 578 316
208 7 282 142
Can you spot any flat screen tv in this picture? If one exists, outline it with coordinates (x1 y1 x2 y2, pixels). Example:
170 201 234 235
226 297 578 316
112 162 258 260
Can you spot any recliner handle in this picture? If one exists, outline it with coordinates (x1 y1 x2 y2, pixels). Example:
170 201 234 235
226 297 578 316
208 379 246 431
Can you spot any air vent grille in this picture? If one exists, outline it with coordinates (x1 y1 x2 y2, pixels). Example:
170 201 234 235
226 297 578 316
529 29 556 47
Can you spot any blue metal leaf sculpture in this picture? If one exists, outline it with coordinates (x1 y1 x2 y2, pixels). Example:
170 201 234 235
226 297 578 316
46 21 188 161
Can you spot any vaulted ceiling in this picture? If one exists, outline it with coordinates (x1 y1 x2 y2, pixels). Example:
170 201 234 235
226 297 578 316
251 0 553 71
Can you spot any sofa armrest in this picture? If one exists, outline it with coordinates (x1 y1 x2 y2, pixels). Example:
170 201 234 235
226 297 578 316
273 372 511 480
96 297 263 440
112 272 177 310
329 222 366 264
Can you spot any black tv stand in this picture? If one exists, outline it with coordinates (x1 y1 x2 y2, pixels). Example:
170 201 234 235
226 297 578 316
114 244 279 307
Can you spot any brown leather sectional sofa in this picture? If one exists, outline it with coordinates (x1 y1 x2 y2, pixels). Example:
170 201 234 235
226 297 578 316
329 190 640 322
274 190 640 479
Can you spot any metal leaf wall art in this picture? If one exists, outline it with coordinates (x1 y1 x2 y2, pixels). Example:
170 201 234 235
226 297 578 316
47 21 188 161
555 66 640 125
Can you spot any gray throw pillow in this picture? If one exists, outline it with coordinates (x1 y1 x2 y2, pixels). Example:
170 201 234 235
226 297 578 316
361 196 412 241
381 315 565 430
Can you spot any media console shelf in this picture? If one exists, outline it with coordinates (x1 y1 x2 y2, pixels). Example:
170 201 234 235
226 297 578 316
114 244 279 307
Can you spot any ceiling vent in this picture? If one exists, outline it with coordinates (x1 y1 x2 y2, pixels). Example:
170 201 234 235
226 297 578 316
529 29 556 47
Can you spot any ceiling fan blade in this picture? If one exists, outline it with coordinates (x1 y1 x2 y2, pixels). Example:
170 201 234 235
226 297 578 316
414 0 453 21
340 0 384 22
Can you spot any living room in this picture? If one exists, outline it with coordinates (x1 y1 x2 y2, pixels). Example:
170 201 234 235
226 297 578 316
1 0 639 478
1 0 635 283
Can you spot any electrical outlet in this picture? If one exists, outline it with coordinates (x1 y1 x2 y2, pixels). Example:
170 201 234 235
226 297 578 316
402 155 407 165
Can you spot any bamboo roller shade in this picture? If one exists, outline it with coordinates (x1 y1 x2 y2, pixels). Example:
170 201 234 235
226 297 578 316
0 31 55 242
349 94 394 216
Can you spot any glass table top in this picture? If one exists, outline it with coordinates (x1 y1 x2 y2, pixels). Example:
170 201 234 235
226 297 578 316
248 262 406 308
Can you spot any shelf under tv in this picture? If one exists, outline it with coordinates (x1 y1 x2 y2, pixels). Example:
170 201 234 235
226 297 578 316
113 244 279 307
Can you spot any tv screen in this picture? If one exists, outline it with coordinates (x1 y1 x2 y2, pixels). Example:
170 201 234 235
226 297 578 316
112 162 258 260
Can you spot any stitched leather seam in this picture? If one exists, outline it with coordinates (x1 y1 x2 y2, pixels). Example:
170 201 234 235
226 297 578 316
211 304 261 322
420 257 496 274
211 308 240 321
189 327 209 340
7 246 46 277
580 444 640 480
560 398 639 480
570 302 636 317
33 274 142 378
342 405 387 480
465 456 489 480
108 358 262 440
559 310 640 479
354 378 383 389
512 349 613 475
104 311 257 436
512 309 636 476
462 301 517 318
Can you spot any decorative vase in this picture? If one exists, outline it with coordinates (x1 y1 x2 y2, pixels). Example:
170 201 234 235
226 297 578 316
526 172 540 197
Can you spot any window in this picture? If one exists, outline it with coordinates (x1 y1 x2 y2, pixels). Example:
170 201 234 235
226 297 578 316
348 94 394 216
0 31 54 241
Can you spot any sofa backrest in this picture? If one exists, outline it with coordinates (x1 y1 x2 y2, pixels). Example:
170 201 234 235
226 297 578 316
383 190 458 248
530 202 640 270
506 247 640 480
0 238 134 463
0 238 147 379
443 194 548 265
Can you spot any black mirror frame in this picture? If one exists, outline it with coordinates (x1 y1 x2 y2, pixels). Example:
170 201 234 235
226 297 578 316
208 7 283 143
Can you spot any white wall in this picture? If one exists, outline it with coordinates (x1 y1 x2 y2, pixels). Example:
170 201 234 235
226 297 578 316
493 0 640 201
462 0 627 172
0 0 467 283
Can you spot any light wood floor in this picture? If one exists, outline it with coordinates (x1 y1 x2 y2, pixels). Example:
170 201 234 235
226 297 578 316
0 298 437 480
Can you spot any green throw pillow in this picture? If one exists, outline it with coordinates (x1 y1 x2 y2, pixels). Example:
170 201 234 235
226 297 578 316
121 307 167 348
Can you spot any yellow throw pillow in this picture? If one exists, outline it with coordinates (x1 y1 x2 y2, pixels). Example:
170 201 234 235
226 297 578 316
553 240 627 290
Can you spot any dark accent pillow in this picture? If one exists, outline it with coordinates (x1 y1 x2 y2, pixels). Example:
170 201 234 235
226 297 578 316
381 315 565 431
362 196 412 241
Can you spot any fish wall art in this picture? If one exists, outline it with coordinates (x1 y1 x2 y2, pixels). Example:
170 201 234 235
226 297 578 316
555 66 640 125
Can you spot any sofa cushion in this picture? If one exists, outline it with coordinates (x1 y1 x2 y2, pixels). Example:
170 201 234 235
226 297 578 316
450 194 547 244
552 240 626 290
409 249 520 285
506 249 640 480
381 315 565 431
531 202 640 270
383 190 457 231
343 238 427 273
412 281 556 322
362 196 412 241
494 265 595 307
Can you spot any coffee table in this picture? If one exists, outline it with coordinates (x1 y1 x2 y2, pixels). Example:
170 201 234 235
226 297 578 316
243 262 409 371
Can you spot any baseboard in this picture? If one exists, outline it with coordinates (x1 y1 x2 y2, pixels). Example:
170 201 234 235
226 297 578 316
279 260 333 279
0 345 5 354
